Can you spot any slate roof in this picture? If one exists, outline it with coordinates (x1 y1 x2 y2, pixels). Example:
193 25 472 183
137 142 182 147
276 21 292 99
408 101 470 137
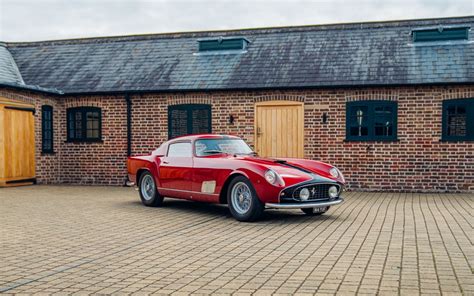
3 16 474 94
0 43 24 85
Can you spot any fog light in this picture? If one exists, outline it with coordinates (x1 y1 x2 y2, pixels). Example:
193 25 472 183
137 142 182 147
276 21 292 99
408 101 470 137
300 188 310 201
328 186 339 198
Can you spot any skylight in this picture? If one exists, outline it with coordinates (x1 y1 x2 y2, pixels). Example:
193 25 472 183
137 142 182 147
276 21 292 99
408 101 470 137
412 26 469 42
198 37 249 52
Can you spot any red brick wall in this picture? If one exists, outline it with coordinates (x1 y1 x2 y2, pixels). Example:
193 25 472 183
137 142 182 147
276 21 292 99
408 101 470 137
0 89 61 184
59 96 128 185
1 85 473 192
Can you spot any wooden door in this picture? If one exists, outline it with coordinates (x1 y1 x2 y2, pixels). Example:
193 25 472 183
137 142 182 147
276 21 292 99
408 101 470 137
255 101 304 158
0 102 36 186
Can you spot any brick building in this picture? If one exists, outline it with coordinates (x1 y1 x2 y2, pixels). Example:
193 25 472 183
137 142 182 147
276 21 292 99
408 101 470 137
0 16 473 192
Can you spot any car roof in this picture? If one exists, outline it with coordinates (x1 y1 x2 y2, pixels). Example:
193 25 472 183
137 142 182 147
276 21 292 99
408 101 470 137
169 134 242 141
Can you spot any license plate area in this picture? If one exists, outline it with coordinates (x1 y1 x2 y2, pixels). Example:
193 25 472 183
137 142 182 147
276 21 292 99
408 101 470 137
313 206 328 213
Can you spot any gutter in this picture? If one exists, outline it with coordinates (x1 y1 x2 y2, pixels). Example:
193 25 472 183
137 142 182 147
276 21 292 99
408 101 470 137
0 82 63 95
58 81 474 96
2 81 473 97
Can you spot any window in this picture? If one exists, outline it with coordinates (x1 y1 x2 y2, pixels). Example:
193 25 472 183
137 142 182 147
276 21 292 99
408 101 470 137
412 27 469 42
41 105 54 153
67 107 102 142
195 138 253 156
442 99 474 141
167 142 192 157
168 104 211 139
346 101 398 141
198 37 248 52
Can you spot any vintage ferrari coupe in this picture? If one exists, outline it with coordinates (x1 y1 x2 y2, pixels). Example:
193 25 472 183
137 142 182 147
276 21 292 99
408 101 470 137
127 134 345 221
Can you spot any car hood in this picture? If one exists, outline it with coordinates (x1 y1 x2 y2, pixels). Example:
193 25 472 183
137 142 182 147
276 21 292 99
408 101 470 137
234 155 342 185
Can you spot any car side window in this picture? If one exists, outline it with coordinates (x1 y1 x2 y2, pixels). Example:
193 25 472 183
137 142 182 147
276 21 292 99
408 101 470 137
167 142 192 157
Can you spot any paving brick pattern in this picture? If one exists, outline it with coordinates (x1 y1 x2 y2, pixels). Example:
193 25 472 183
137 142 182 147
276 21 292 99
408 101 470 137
0 186 472 295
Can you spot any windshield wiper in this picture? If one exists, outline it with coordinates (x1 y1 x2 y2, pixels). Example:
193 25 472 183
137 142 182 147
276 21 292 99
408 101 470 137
202 150 225 154
234 152 258 156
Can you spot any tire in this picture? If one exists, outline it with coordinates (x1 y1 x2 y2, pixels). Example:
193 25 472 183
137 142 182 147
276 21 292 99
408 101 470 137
301 206 329 216
227 176 264 222
138 171 164 207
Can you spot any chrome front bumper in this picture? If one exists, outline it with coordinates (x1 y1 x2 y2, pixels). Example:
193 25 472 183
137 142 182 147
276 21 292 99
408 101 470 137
265 198 344 209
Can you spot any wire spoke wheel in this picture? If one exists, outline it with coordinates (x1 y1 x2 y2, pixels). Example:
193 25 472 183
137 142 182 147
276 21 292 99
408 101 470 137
141 174 155 201
231 182 252 215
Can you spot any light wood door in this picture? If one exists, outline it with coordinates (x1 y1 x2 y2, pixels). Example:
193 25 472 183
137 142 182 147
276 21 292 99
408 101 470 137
0 103 36 186
255 101 304 158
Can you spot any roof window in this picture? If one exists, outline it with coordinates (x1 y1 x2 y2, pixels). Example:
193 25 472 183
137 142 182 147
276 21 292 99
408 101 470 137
198 37 249 52
412 26 469 42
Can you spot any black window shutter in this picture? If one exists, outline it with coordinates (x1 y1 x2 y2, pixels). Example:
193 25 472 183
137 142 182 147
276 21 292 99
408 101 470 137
168 104 212 139
442 99 474 141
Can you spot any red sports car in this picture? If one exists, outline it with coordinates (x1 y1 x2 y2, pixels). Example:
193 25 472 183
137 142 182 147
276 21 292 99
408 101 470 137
127 134 345 221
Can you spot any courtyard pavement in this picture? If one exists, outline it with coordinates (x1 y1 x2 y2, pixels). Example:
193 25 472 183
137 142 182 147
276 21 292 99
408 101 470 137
0 186 472 295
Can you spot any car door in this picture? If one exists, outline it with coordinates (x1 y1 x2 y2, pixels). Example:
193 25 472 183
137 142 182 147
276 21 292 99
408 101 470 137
191 139 232 203
158 141 193 198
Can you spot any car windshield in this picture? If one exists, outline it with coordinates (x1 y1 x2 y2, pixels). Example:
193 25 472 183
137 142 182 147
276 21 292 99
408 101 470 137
195 138 254 156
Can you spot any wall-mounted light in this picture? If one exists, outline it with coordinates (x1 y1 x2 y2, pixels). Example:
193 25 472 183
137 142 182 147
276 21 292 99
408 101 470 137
229 115 235 125
322 112 328 124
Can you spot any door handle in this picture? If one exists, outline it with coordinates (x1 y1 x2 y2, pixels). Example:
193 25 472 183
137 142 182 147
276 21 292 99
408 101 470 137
257 127 263 136
163 161 169 164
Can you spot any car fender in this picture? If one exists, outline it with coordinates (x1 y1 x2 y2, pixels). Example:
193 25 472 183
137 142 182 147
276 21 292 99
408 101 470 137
228 167 282 204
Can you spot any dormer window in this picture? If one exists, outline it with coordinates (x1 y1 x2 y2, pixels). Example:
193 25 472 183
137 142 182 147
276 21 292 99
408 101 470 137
198 37 249 52
412 26 469 42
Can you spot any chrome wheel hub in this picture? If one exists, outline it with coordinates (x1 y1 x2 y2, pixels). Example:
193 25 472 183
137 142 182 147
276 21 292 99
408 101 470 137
141 175 155 201
231 182 252 215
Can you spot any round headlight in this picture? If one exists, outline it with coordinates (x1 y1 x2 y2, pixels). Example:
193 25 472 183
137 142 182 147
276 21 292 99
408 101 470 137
328 186 339 198
329 167 339 178
264 170 276 184
300 188 310 201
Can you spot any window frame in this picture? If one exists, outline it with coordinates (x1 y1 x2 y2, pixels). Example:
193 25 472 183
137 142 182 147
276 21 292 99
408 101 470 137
198 38 248 52
412 27 469 43
168 104 212 139
346 100 398 142
167 141 192 157
66 107 102 143
442 98 474 142
41 105 54 153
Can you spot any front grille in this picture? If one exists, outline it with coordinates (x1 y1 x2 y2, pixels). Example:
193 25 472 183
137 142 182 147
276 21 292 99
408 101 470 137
292 184 338 201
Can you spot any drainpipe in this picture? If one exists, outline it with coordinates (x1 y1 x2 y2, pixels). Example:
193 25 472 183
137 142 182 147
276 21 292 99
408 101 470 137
125 94 132 157
125 94 134 186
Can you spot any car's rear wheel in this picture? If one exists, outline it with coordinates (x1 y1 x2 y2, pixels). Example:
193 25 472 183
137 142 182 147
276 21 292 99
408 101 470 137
301 206 329 215
138 171 164 207
227 176 264 222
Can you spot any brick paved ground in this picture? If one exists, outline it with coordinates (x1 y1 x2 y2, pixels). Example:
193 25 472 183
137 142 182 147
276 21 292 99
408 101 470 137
0 186 472 295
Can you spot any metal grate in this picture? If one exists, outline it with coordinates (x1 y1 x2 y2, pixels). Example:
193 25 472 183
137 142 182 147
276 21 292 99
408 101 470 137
293 184 338 201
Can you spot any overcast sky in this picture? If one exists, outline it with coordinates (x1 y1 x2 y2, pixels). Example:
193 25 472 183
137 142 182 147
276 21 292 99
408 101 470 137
0 0 472 42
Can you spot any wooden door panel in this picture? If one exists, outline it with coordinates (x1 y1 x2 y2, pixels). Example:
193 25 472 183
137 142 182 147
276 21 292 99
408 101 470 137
0 104 35 184
255 102 304 158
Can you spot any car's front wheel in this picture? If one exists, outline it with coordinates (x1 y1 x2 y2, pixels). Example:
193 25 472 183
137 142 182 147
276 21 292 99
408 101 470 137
138 171 164 207
301 206 329 215
227 176 264 222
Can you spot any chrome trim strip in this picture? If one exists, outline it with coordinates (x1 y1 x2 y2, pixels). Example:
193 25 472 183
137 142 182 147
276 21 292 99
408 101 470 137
266 198 344 209
157 187 219 196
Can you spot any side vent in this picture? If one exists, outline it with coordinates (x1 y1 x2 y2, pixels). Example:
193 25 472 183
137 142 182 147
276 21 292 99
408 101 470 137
198 37 249 52
412 26 469 42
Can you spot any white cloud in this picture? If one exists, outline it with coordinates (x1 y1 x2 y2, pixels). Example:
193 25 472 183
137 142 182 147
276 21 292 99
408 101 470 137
0 0 472 41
